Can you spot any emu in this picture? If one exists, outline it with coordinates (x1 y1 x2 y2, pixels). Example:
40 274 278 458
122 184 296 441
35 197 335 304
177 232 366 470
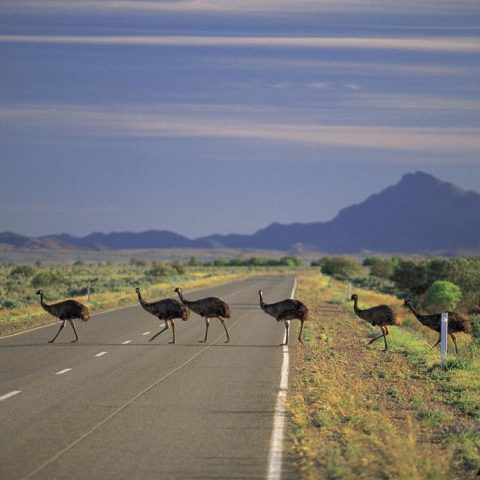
258 289 309 345
350 293 401 351
174 287 232 343
404 300 471 354
136 288 189 344
36 289 90 343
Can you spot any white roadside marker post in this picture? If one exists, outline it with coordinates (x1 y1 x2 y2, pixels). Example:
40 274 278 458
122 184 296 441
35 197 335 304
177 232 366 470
441 312 448 371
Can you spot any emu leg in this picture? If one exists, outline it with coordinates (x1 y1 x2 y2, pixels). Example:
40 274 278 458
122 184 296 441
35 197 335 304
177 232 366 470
68 319 79 343
281 320 289 346
430 336 441 350
49 320 65 343
298 320 305 344
149 321 169 342
219 318 230 343
368 327 387 350
169 320 176 344
449 333 459 354
199 318 210 343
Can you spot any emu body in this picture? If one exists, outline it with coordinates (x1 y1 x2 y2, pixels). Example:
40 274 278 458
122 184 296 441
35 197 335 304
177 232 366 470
258 289 309 345
174 287 232 343
36 289 89 343
350 294 400 351
136 288 189 344
404 300 471 354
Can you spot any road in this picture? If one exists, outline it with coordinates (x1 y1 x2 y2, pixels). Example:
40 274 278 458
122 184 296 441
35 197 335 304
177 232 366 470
0 275 299 480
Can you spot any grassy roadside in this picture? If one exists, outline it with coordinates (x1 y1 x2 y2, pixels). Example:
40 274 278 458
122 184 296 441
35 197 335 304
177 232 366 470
0 270 250 337
289 273 480 479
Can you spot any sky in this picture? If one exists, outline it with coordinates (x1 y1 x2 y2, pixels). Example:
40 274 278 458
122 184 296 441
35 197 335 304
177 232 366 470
1 0 480 239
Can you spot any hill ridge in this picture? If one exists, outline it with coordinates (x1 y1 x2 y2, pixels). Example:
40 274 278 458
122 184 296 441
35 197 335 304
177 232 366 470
2 171 479 254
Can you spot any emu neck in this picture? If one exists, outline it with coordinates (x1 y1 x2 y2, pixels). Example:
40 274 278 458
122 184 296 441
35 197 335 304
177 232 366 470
177 290 187 304
352 298 361 315
407 303 422 320
259 292 266 309
136 290 146 308
39 292 49 312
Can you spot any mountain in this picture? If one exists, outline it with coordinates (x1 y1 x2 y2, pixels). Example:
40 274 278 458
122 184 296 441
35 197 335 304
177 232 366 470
0 232 73 250
209 171 480 253
48 230 207 250
1 172 480 254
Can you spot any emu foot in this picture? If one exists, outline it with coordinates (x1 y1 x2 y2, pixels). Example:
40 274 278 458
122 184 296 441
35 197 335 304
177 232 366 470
48 339 55 344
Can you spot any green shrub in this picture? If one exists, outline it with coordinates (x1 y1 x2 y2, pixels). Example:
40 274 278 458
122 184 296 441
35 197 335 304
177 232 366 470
145 262 185 278
319 256 360 278
31 271 63 288
425 280 462 311
0 299 23 309
9 265 36 278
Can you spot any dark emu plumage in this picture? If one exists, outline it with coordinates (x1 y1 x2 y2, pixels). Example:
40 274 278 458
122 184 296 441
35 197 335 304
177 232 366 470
36 289 90 343
404 300 471 354
258 289 309 345
350 293 401 351
136 288 189 344
174 287 232 343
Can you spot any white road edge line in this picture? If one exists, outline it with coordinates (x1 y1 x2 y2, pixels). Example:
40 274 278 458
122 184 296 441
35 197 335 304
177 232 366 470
55 368 72 375
0 390 21 401
266 277 297 480
122 340 132 344
95 351 107 357
142 331 151 336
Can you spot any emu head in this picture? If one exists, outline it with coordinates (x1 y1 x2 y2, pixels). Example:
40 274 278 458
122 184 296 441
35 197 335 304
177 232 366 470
174 287 182 294
135 287 140 294
350 294 358 302
36 289 43 296
404 299 412 307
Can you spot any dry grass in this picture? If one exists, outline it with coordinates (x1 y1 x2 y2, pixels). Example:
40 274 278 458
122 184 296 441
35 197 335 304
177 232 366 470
289 273 480 479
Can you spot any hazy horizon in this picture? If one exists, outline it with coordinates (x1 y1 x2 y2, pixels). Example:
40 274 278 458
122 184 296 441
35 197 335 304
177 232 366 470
2 1 480 238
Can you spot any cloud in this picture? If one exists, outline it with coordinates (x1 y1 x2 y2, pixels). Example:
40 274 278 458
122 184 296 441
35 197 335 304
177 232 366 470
209 56 477 77
355 94 480 111
0 34 479 53
343 84 361 90
3 0 480 15
2 104 480 155
307 82 330 90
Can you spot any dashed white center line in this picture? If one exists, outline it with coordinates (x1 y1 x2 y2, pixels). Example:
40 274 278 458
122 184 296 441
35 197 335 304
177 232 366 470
0 390 21 401
55 368 72 375
95 351 107 357
142 331 151 336
122 340 132 344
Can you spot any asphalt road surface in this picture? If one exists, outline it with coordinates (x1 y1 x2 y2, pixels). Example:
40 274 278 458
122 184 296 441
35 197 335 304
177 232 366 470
0 275 299 480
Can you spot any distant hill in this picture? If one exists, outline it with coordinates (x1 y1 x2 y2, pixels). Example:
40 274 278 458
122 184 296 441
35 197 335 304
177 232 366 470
202 171 480 253
2 172 480 254
0 232 73 250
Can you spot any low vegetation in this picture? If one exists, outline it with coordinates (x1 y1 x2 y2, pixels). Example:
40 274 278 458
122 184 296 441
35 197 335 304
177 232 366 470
310 255 480 314
0 261 261 336
289 273 480 479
